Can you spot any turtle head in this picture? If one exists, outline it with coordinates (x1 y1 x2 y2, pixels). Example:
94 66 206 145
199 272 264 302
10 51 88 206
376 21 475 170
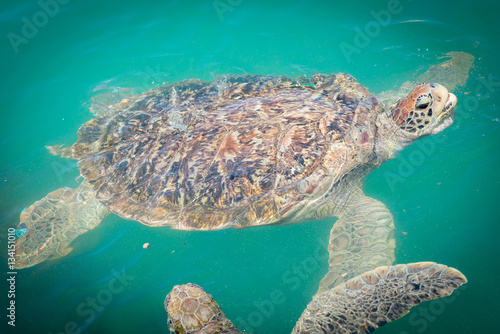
390 83 457 136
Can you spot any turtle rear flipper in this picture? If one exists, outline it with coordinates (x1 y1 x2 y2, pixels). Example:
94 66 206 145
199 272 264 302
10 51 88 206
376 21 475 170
293 262 467 333
14 181 109 269
46 144 77 159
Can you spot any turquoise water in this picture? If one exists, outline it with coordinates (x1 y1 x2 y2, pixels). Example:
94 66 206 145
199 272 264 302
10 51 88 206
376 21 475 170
1 0 499 333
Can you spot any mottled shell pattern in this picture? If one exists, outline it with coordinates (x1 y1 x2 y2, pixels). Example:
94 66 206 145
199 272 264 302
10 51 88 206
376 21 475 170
72 74 385 230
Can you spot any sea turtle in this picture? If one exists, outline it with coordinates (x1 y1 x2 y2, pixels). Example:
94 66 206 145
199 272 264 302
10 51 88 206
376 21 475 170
14 73 455 269
165 262 467 333
12 52 472 332
14 53 472 271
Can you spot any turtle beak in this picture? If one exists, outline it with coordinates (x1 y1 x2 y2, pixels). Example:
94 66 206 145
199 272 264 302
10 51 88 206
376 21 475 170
443 93 457 114
430 88 457 135
430 84 454 116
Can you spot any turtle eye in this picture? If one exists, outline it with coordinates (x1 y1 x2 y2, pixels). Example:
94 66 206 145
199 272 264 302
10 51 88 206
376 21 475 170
417 102 429 110
415 94 431 110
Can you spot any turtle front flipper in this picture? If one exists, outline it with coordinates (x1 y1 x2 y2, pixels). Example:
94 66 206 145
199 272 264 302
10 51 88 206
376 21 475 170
377 52 474 107
318 195 395 294
166 263 466 334
293 262 467 333
165 283 243 334
14 181 109 269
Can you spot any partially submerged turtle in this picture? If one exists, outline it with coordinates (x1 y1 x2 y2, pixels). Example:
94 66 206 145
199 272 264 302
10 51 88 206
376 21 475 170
13 52 472 332
165 262 467 333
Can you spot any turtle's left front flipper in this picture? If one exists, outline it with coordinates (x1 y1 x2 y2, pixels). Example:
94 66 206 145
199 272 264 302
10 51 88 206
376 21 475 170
318 195 396 294
165 283 243 334
293 262 467 333
14 181 109 269
377 52 474 107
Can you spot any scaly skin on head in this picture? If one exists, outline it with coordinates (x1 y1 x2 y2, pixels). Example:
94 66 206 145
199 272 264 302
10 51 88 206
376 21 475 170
375 83 457 160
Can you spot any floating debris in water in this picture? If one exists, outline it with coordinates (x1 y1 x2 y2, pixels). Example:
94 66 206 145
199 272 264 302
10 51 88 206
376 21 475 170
143 243 150 249
14 228 27 239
